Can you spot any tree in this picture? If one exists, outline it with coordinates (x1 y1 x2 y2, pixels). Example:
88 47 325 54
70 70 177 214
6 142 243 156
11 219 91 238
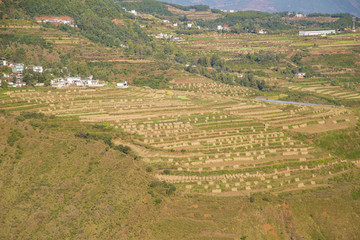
1 80 9 89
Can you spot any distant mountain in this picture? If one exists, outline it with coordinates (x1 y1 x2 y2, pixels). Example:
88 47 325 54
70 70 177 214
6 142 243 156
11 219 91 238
161 0 360 16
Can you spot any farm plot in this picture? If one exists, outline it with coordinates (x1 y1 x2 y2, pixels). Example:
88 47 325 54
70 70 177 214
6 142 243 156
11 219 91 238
287 81 360 101
176 33 293 57
1 83 357 196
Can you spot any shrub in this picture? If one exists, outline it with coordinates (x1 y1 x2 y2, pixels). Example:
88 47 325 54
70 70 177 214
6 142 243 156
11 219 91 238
149 181 176 196
262 196 270 202
7 129 24 146
16 112 45 122
155 198 162 204
351 187 360 200
114 144 131 154
166 185 176 195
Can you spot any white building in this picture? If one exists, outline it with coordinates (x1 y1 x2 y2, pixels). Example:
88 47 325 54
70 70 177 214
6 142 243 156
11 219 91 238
295 13 305 18
51 78 69 88
299 30 336 36
258 29 267 34
297 72 306 78
173 37 185 42
187 23 193 28
12 64 24 73
66 77 81 84
217 25 224 31
130 10 137 16
116 81 128 88
33 66 43 73
155 33 173 39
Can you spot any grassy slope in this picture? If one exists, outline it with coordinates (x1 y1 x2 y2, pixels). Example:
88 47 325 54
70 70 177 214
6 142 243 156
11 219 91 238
0 113 162 239
315 127 360 159
150 179 360 239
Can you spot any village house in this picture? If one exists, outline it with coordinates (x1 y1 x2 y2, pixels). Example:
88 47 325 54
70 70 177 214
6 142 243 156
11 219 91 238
33 66 44 73
51 78 69 88
155 33 173 40
259 29 268 34
297 72 306 78
25 65 44 73
130 10 137 16
217 25 230 32
173 36 185 42
295 13 306 18
12 64 24 73
0 58 7 66
299 30 336 36
116 81 128 88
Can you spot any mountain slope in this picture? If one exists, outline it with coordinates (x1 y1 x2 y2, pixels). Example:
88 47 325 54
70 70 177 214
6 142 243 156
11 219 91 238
162 0 360 16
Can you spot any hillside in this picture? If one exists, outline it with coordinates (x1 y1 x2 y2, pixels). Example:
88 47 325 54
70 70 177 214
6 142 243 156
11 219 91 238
162 0 360 16
1 0 360 239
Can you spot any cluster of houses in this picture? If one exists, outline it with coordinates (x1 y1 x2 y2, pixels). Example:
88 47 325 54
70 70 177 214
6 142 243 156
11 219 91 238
186 23 201 29
34 16 76 27
216 24 267 34
163 20 178 28
149 33 184 41
51 77 130 89
0 58 44 88
160 20 199 30
0 58 130 89
153 33 173 40
287 12 307 18
50 76 105 88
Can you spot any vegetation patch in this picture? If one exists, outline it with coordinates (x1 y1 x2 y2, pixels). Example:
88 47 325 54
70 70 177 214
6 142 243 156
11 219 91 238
315 128 360 159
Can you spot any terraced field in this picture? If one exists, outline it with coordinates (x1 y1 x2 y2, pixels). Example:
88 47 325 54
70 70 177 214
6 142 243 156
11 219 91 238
2 82 358 197
0 21 130 62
